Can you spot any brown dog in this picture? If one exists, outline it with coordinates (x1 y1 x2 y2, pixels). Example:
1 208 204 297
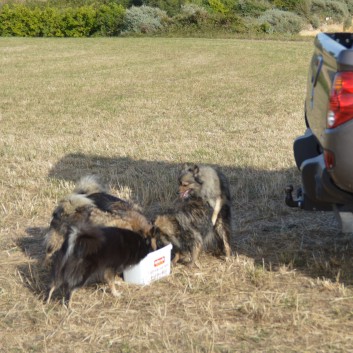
43 175 151 266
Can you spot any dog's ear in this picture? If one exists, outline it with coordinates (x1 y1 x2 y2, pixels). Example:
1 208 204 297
145 226 158 251
180 163 189 172
192 164 199 175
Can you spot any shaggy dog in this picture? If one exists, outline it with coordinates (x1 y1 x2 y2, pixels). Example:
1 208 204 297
46 225 153 307
43 176 151 266
151 195 216 267
178 164 233 257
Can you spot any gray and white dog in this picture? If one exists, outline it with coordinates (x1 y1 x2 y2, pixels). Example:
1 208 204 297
178 164 233 257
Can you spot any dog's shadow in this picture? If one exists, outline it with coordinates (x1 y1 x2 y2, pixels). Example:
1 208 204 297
15 152 353 294
16 227 50 297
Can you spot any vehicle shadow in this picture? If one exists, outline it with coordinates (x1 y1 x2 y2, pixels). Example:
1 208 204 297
16 153 353 290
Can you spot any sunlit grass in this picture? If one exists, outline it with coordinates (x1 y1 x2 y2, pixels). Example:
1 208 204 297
1 37 353 352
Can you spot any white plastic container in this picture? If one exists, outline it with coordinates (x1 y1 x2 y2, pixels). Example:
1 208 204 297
123 243 173 285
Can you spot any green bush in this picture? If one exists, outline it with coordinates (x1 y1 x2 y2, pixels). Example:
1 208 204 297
172 3 209 26
258 9 305 34
170 5 248 34
207 0 229 14
60 6 96 37
269 0 298 11
325 0 349 22
122 5 169 34
310 13 321 28
311 0 326 13
0 2 127 37
234 0 271 17
39 7 64 37
210 12 248 32
95 3 125 36
311 0 350 22
294 0 312 18
342 0 353 13
142 0 183 16
343 15 352 29
0 4 41 36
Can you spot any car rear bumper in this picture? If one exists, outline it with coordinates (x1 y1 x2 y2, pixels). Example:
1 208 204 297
324 119 353 193
293 129 353 210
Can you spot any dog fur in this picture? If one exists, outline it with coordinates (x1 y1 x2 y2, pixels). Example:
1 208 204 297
151 195 217 267
178 164 233 257
43 175 151 266
46 225 153 307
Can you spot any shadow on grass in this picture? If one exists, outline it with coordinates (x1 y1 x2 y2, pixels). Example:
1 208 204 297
16 152 353 292
15 227 49 297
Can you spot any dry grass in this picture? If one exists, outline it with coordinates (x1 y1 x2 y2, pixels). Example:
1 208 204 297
1 37 353 352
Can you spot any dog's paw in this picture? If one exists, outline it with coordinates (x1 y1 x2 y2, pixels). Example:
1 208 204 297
111 289 122 297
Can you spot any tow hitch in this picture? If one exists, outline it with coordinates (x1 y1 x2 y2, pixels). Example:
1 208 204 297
285 185 303 208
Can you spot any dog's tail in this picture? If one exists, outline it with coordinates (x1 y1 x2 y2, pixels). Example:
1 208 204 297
73 175 107 196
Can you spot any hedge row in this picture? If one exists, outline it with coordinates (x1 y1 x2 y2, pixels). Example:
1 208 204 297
1 0 353 37
0 3 125 36
0 3 253 37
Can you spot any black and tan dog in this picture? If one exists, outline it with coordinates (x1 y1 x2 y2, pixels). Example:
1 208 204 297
178 164 233 258
46 225 154 307
43 176 151 266
151 195 217 267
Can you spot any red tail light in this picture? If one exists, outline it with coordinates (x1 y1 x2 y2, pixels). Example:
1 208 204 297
328 72 353 128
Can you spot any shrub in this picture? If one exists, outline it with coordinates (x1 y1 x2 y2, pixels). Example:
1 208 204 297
311 0 349 22
343 15 352 29
180 3 208 17
0 3 127 37
342 0 353 13
257 9 305 34
122 5 169 34
234 0 271 17
310 14 321 28
173 3 209 26
210 12 248 32
207 0 229 14
269 0 298 11
325 0 348 22
60 6 96 37
39 7 64 37
0 4 42 36
168 4 248 34
142 0 183 16
95 3 125 36
294 0 312 18
311 0 326 13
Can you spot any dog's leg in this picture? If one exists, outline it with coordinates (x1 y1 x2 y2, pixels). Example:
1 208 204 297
63 285 72 309
215 217 232 258
211 197 222 226
104 269 121 297
46 285 56 304
172 252 181 266
42 254 51 268
189 242 202 268
151 238 157 251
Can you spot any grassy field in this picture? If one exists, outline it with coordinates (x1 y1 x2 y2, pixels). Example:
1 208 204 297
1 37 353 352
